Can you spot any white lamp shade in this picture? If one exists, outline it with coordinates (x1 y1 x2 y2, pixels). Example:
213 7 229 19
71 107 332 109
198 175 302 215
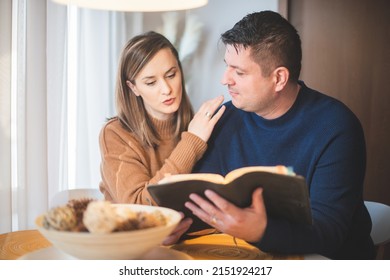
51 0 208 12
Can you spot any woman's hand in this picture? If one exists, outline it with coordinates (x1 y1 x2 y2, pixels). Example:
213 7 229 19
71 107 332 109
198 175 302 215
162 213 193 246
188 95 225 142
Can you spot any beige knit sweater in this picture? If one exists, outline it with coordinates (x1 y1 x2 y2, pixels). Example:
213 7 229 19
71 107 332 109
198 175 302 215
99 117 207 204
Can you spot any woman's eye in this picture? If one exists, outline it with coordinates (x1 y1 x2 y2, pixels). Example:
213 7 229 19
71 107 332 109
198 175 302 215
167 72 176 79
145 81 156 86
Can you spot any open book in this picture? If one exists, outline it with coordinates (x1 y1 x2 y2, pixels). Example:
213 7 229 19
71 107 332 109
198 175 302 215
147 165 312 234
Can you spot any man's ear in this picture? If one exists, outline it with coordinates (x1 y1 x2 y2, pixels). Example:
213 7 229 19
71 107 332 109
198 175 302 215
126 80 140 96
274 67 289 92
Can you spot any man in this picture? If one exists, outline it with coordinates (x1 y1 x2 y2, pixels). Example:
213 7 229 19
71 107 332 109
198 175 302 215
184 11 375 259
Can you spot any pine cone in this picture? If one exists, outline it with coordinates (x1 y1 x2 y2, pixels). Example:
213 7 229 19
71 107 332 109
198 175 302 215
136 211 166 229
43 206 77 231
114 218 138 232
67 198 94 232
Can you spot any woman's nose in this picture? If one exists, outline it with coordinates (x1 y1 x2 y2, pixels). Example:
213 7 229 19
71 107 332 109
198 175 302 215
160 80 172 95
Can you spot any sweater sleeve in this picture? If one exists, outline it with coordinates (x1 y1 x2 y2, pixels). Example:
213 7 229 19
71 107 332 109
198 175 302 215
150 132 208 185
99 123 207 205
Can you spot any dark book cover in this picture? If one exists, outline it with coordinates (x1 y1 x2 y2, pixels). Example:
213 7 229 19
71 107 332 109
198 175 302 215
147 171 312 234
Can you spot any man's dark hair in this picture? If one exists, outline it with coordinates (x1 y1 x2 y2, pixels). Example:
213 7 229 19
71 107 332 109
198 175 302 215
221 10 302 82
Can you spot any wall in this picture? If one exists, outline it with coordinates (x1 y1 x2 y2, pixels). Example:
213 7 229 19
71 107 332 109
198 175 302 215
141 0 279 109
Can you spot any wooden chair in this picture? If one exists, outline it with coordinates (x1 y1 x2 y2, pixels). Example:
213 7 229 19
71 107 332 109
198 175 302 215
364 201 390 259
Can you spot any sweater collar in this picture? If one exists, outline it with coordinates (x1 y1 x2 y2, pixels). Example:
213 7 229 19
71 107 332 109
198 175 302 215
248 81 306 128
150 116 175 139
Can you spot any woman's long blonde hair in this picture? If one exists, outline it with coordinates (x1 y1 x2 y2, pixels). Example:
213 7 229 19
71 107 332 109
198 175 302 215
115 31 194 147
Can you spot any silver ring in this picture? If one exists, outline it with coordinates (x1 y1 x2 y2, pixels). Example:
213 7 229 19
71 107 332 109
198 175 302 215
211 216 218 225
205 111 211 118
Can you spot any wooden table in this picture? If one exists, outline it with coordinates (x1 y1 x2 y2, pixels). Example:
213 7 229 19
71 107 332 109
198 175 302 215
0 230 306 260
0 230 52 260
172 233 303 260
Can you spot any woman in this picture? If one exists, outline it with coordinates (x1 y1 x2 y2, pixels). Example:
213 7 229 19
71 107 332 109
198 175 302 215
99 31 224 206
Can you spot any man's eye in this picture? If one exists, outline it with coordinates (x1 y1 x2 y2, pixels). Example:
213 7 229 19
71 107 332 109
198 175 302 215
236 71 244 76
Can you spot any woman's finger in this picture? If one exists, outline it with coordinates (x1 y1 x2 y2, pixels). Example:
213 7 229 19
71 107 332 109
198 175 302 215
162 217 192 246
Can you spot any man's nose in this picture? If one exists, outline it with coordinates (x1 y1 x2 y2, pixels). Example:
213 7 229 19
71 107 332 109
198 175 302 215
221 69 233 85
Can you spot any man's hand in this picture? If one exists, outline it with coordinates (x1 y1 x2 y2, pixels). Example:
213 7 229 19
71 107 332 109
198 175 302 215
185 188 267 243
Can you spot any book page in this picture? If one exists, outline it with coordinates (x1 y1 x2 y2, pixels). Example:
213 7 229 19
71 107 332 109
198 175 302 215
158 166 295 185
224 165 295 183
158 173 225 185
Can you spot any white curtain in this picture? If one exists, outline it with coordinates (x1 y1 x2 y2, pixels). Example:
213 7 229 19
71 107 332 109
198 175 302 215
0 0 135 234
73 9 126 189
0 0 13 233
0 0 49 233
47 4 133 198
47 0 69 213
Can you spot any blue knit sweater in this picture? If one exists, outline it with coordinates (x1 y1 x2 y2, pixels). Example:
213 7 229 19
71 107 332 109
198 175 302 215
193 81 375 259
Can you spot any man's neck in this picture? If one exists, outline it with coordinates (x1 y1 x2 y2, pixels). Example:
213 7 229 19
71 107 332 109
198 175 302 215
260 82 301 120
282 82 301 113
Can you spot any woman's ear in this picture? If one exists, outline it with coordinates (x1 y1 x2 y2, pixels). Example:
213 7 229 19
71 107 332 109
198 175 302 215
274 67 289 92
126 80 140 96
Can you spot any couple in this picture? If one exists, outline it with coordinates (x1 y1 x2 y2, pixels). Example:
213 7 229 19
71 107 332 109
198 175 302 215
99 11 375 260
